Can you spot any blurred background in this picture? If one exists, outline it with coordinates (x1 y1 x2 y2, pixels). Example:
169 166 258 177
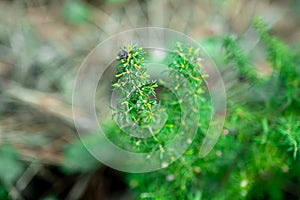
0 0 299 199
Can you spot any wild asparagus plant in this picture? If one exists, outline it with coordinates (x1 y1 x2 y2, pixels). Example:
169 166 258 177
63 18 300 200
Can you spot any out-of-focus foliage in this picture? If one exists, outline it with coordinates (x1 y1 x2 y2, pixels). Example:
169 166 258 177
0 183 8 200
253 17 300 106
105 0 130 3
61 134 100 174
63 0 92 24
0 144 24 185
223 36 258 82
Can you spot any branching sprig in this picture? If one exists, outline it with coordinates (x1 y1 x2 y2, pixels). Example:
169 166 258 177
253 17 300 102
223 36 258 82
169 42 208 98
113 44 158 125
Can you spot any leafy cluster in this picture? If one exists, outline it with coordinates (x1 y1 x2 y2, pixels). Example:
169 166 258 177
111 42 209 155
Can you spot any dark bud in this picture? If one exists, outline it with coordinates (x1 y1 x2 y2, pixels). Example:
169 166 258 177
238 74 247 82
118 48 129 59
